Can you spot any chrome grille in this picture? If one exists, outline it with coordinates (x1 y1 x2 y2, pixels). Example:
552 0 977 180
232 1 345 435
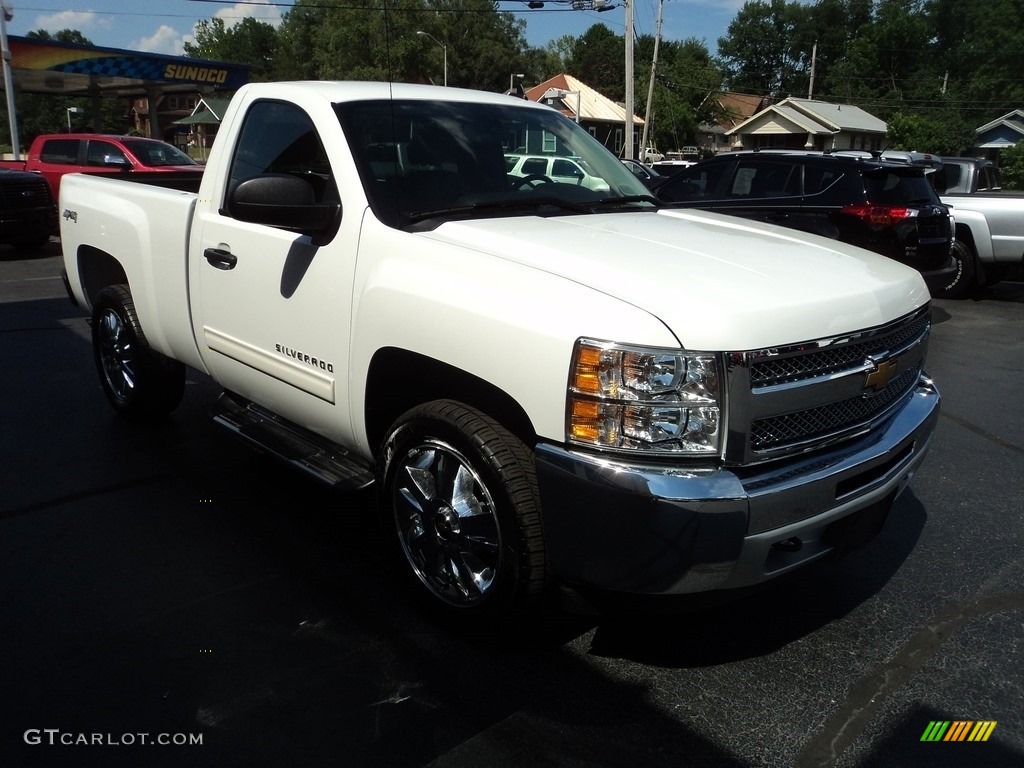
725 306 931 463
750 313 929 386
750 365 920 451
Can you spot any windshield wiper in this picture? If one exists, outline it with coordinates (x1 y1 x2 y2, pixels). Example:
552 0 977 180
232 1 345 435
591 194 662 208
406 196 592 224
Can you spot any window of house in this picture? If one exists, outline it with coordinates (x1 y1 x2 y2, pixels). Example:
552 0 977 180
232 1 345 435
542 130 556 153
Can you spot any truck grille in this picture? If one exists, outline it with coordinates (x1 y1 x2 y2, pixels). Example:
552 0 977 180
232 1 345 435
750 365 920 451
0 175 52 208
725 306 930 463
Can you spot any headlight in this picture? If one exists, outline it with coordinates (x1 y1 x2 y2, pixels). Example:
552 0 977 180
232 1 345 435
567 339 722 455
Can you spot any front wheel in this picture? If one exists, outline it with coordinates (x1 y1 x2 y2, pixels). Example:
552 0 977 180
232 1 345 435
92 285 185 420
379 400 548 616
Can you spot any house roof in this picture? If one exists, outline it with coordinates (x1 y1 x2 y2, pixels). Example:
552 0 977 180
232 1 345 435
974 109 1024 147
727 96 886 137
525 74 643 126
975 109 1024 135
196 97 232 120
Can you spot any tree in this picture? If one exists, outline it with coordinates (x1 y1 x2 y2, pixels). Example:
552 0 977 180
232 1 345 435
885 110 974 155
275 0 524 91
184 17 278 82
998 141 1024 190
716 0 807 97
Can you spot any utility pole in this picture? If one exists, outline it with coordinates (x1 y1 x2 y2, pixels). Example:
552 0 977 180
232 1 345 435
624 0 634 159
1 2 19 159
641 0 663 162
808 41 817 100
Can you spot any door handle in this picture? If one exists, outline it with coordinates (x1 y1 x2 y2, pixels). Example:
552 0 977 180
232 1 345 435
204 247 237 270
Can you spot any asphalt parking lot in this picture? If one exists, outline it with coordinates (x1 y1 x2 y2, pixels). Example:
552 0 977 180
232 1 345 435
2 240 1022 768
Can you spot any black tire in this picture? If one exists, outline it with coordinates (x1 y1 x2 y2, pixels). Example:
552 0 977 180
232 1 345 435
936 239 976 299
379 400 548 616
91 284 185 420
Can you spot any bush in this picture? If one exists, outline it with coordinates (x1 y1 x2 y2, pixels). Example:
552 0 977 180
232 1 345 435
999 142 1024 190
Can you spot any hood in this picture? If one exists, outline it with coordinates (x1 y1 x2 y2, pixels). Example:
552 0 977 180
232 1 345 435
424 208 930 351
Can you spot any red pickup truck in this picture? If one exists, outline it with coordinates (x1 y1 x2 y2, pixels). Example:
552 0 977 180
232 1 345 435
0 134 203 203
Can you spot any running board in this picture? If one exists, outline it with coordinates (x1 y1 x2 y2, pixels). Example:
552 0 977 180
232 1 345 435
210 391 376 491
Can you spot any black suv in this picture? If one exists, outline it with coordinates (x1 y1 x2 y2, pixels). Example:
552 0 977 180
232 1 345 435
652 150 955 289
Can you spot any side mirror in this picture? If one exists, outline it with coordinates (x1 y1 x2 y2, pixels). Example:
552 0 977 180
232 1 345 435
227 173 341 245
103 154 129 169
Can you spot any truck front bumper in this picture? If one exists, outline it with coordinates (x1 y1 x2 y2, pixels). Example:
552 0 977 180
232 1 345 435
535 376 940 596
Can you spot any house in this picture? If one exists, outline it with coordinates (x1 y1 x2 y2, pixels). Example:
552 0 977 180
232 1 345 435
524 74 643 158
699 92 767 155
726 97 887 152
972 109 1024 160
172 96 233 156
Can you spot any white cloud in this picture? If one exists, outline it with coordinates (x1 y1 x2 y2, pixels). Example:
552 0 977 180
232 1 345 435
32 10 111 36
213 1 283 30
130 24 189 55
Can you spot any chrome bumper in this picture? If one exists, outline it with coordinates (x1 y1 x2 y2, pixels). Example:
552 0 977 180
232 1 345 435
535 376 940 595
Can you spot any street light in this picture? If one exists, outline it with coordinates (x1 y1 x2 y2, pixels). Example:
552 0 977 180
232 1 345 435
416 30 447 87
66 106 83 131
542 87 581 124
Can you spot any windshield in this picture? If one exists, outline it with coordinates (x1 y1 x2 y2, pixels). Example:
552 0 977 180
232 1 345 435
121 139 198 167
336 98 654 230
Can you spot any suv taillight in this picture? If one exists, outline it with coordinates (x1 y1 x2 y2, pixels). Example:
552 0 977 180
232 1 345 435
840 203 918 226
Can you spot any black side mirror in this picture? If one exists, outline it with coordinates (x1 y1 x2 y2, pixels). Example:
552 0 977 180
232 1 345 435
227 173 341 245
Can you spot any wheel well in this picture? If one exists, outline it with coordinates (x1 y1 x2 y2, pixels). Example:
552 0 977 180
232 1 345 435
953 223 976 253
77 245 128 309
364 348 539 453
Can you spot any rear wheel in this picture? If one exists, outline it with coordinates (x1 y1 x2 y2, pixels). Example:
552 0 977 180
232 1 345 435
379 400 548 616
92 285 185 420
936 239 976 299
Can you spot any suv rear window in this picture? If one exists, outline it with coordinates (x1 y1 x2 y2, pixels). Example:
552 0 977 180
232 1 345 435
863 172 936 204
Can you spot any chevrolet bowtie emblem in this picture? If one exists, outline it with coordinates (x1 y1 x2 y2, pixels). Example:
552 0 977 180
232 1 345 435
864 358 898 392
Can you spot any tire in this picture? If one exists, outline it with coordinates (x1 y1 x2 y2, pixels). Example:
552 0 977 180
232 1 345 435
379 400 548 616
91 285 185 420
935 239 976 299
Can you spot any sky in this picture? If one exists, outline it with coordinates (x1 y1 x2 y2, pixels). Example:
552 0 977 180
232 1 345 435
3 0 750 58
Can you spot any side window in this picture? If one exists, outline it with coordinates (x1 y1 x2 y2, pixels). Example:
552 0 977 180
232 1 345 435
227 100 334 206
87 141 128 167
657 164 731 203
521 158 547 175
727 160 799 199
804 166 842 196
552 159 583 179
39 139 80 164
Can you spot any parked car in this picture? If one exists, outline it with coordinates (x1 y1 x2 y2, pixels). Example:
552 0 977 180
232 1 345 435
0 133 203 203
0 168 57 250
652 150 955 290
876 152 1024 297
505 153 610 192
620 158 664 187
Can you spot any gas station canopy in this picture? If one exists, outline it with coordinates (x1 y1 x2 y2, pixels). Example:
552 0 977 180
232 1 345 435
4 35 249 98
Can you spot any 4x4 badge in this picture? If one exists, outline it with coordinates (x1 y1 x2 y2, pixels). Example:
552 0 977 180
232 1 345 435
864 358 898 392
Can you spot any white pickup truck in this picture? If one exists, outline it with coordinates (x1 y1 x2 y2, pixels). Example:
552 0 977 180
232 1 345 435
59 81 940 616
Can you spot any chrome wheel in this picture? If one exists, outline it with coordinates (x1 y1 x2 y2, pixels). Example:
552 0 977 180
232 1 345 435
391 439 502 607
90 285 185 420
96 307 138 403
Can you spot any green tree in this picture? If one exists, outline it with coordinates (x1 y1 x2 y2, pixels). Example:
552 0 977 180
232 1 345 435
275 0 524 91
184 17 278 82
565 24 623 101
716 0 807 97
885 110 974 154
998 141 1024 190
